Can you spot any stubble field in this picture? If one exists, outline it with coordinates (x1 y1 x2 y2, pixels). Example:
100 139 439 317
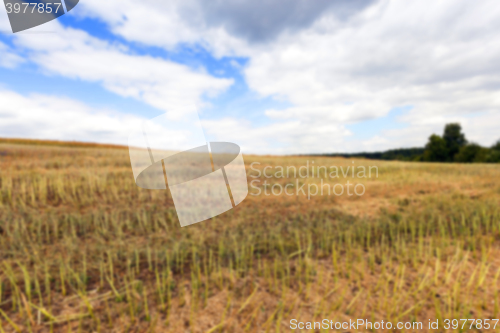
0 140 500 332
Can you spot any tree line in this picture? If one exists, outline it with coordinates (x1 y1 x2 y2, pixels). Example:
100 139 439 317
323 123 500 163
420 123 500 162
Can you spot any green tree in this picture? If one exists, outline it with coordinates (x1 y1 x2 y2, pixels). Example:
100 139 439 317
454 143 486 163
442 123 467 160
423 134 448 162
486 140 500 162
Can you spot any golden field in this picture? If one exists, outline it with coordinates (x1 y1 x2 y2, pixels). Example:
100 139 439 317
0 139 500 332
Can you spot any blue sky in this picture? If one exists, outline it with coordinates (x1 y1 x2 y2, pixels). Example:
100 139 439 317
1 14 264 119
1 0 499 154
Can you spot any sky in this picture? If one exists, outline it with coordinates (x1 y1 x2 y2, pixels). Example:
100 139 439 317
1 0 500 154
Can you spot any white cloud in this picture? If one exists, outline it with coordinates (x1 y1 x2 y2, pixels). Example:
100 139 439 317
12 21 233 118
0 7 23 68
70 0 500 152
0 90 144 144
75 0 249 57
2 0 500 153
0 42 24 69
0 4 11 32
202 117 350 154
239 0 500 151
77 0 197 49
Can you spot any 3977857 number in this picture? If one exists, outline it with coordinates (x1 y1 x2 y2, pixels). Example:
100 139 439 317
5 2 62 14
444 319 498 330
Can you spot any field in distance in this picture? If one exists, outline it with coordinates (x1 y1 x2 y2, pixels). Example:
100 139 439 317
0 140 500 332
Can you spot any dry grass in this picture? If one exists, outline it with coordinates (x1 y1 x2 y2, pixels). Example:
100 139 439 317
0 141 500 332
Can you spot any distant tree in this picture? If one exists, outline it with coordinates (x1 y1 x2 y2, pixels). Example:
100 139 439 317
423 134 448 162
492 140 500 151
454 143 485 163
486 140 500 162
486 151 500 163
475 149 490 162
442 123 467 160
325 131 499 163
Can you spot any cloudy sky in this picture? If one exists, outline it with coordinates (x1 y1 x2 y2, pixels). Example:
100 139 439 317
1 0 499 154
